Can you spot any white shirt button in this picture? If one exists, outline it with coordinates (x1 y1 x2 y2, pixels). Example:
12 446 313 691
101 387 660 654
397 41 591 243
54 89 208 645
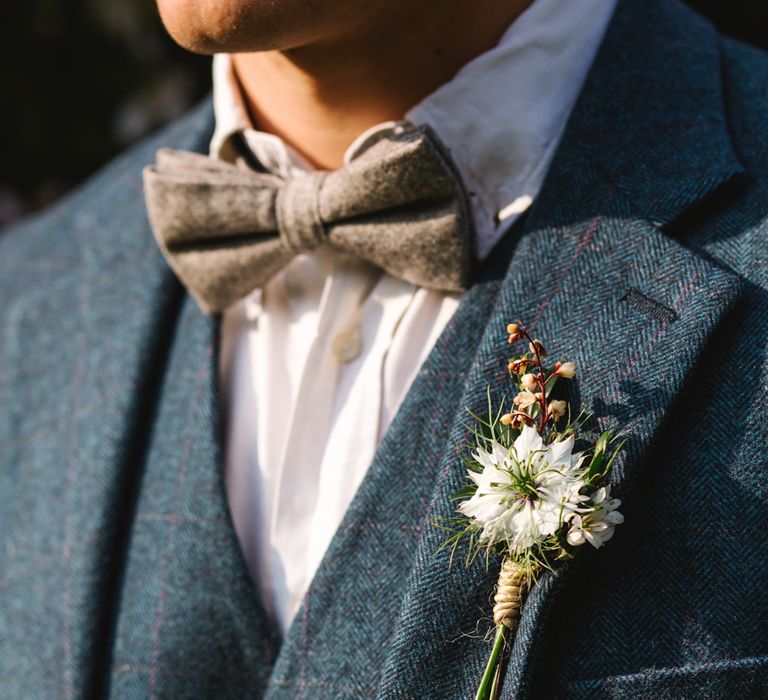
332 328 363 364
244 289 263 322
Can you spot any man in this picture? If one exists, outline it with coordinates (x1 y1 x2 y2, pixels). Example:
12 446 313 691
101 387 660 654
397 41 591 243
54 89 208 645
1 0 767 697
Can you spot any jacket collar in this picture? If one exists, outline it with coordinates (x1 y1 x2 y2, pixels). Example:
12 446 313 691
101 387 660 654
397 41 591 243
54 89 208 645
563 0 744 226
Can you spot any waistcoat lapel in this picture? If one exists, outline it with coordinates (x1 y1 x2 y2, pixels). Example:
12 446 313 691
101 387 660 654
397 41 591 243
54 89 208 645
267 0 748 697
109 296 277 698
0 102 277 698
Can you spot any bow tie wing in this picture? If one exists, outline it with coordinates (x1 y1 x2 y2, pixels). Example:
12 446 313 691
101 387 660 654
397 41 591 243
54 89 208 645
143 149 291 313
318 125 476 293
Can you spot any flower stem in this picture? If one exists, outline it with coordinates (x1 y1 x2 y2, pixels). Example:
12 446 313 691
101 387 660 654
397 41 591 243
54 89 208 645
489 652 505 700
516 325 549 432
474 625 507 700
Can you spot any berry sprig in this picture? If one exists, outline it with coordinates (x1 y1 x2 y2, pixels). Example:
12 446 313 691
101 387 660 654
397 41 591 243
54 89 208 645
501 321 576 433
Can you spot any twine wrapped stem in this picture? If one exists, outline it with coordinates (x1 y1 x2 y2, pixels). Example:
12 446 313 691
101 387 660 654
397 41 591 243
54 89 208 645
475 558 531 700
493 558 528 629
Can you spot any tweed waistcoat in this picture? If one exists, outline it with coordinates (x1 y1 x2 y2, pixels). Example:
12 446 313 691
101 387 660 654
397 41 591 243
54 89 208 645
2 0 768 697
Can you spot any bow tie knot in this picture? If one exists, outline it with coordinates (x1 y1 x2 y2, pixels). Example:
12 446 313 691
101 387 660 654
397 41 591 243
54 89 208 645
144 122 475 313
276 172 328 252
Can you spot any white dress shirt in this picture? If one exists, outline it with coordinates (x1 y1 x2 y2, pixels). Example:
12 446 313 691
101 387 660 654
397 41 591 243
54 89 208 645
215 0 617 635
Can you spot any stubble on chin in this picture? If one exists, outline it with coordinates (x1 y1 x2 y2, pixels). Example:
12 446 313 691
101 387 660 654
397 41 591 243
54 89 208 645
155 0 351 55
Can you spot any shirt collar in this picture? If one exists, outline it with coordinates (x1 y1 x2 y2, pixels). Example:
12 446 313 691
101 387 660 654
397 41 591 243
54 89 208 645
211 0 617 258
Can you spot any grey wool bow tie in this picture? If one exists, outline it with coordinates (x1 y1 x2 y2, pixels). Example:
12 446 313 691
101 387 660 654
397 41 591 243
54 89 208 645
143 123 476 314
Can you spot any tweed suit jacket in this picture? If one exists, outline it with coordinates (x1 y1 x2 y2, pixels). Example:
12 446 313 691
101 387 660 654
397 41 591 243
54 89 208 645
2 0 768 698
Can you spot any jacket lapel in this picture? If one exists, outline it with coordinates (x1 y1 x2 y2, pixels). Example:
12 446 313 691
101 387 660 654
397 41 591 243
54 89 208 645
376 185 743 700
268 0 747 697
495 1 749 694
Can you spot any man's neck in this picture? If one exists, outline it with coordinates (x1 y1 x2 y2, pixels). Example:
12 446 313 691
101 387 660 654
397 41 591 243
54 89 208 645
231 0 532 169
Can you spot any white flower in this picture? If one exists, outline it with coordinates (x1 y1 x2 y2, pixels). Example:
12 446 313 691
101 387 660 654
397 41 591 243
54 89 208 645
458 426 587 553
566 485 624 548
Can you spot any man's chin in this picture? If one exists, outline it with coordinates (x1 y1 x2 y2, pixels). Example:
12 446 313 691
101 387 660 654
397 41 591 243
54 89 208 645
155 0 305 55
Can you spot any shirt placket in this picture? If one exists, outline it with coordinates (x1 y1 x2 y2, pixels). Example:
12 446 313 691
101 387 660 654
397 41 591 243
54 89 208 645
305 275 418 584
267 256 380 631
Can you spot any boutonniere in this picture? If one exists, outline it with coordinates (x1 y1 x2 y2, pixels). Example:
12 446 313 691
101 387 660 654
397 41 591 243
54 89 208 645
437 321 626 700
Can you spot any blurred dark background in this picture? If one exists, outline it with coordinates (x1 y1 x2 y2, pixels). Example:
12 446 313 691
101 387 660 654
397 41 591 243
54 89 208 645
1 0 766 227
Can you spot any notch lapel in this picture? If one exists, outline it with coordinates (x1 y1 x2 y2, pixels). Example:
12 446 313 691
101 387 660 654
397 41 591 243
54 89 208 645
376 165 743 700
0 153 187 697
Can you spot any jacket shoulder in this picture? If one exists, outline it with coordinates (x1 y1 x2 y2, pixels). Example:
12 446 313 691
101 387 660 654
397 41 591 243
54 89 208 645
0 100 213 302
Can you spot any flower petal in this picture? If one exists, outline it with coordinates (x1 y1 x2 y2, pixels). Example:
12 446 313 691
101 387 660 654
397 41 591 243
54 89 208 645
547 435 575 469
513 425 544 462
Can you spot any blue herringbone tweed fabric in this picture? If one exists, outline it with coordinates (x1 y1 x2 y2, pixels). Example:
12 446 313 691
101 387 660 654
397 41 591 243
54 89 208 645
1 0 767 697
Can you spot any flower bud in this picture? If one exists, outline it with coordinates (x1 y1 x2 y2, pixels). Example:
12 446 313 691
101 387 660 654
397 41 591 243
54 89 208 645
549 399 567 421
567 527 586 547
506 323 519 335
555 361 576 379
500 413 514 426
511 415 525 429
514 391 538 409
520 373 537 391
529 339 546 357
508 359 524 375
